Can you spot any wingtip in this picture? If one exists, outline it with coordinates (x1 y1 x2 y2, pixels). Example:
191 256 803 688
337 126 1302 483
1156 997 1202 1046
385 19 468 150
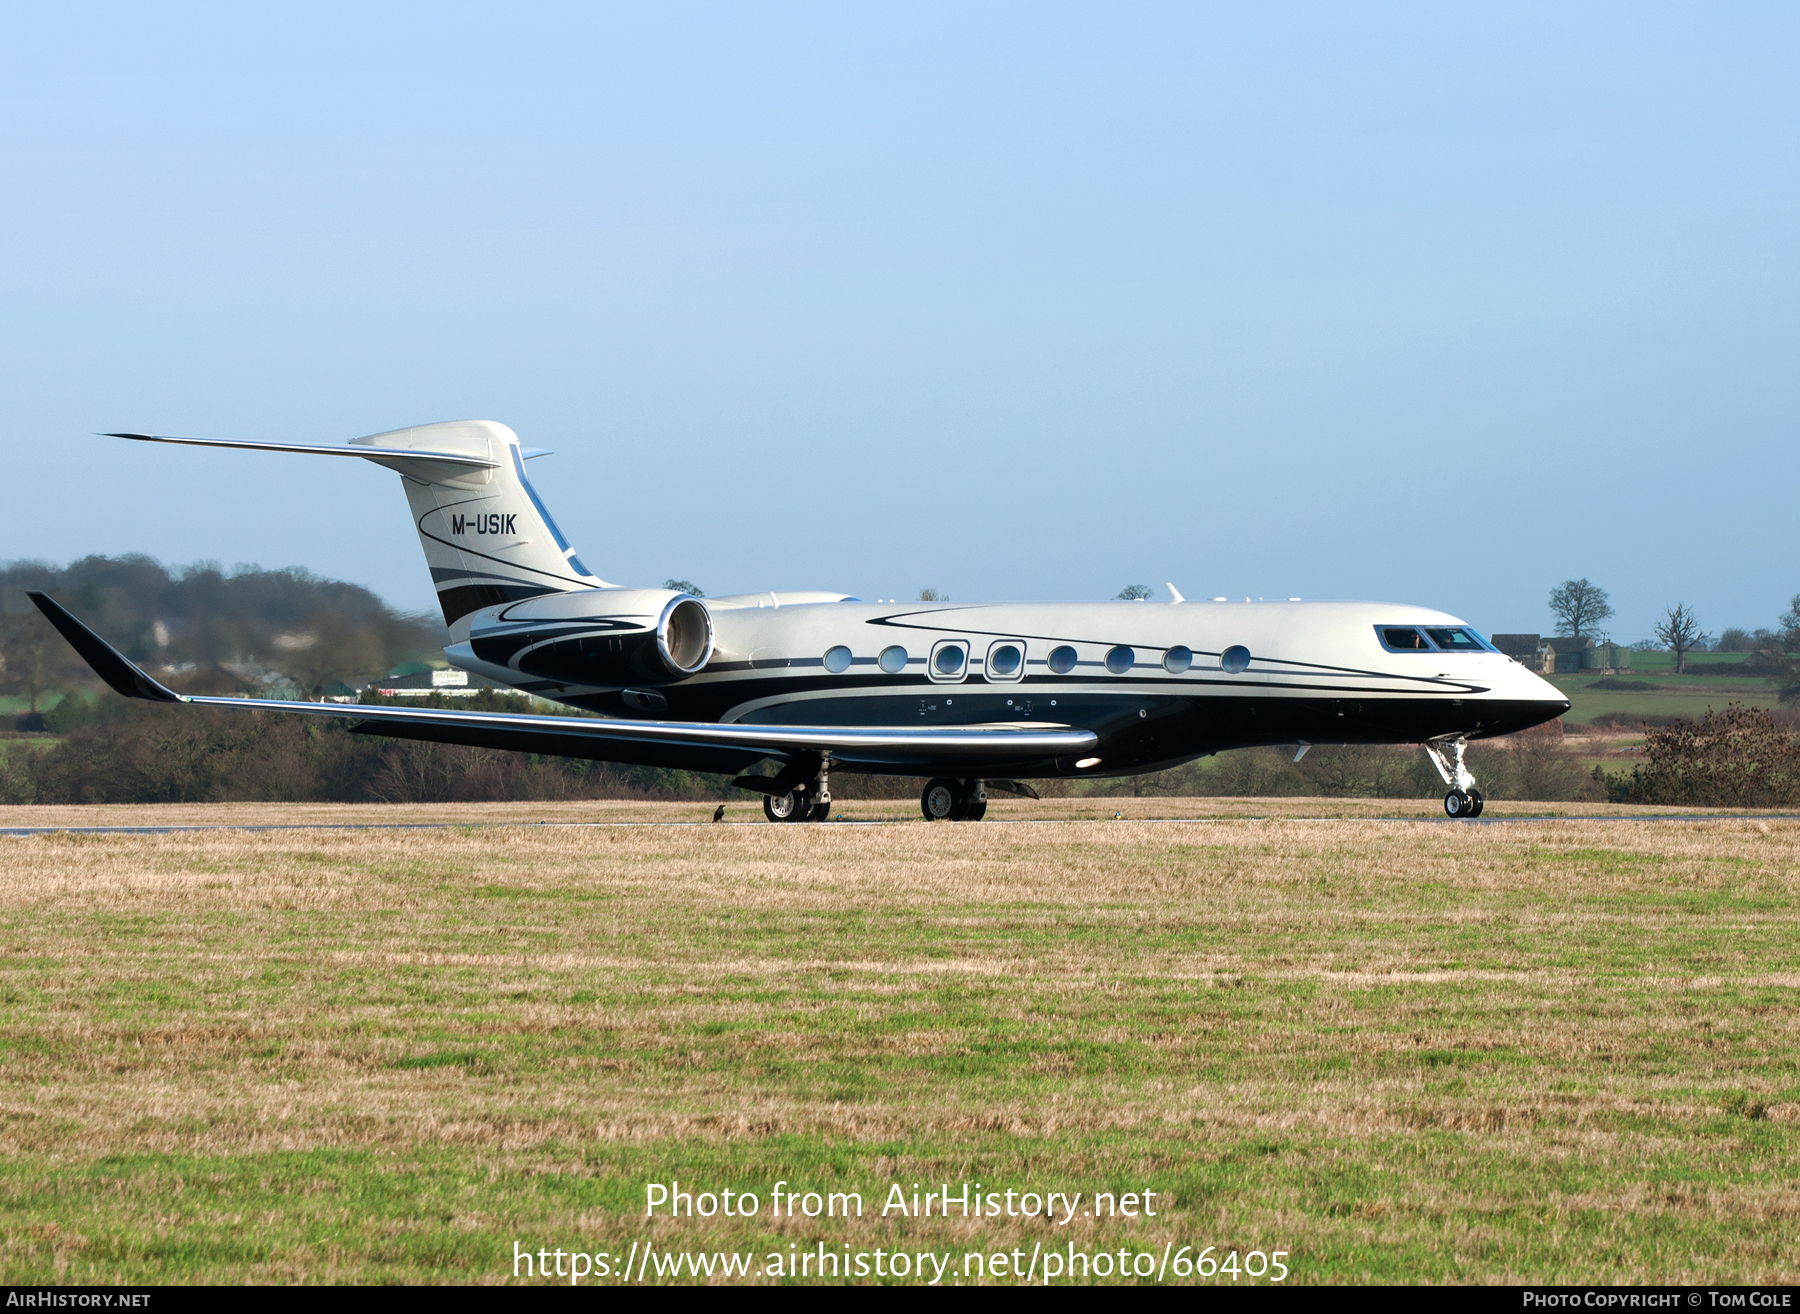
25 591 183 704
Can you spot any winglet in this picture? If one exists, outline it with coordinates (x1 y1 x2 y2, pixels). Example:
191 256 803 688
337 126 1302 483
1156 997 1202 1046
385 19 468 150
25 593 183 703
1165 582 1185 604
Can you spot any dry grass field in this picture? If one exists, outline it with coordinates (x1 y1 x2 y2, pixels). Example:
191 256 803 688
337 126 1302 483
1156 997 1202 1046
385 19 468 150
0 801 1797 1284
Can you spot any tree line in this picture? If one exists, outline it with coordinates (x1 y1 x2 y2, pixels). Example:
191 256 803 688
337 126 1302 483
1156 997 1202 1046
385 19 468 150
0 686 1624 806
1548 577 1798 692
0 691 736 806
0 555 446 710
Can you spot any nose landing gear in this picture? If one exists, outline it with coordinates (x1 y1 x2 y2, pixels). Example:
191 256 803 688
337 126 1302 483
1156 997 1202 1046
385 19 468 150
1443 787 1484 818
921 778 988 821
1424 738 1485 819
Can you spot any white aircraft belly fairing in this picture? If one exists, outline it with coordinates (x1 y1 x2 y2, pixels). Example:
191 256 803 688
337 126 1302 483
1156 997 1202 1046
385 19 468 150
35 421 1570 821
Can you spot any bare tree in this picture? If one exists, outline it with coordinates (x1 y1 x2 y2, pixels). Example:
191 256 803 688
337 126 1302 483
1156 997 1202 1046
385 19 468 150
1548 578 1615 638
1115 584 1152 600
1767 594 1800 704
918 587 947 602
1653 603 1708 674
0 611 54 713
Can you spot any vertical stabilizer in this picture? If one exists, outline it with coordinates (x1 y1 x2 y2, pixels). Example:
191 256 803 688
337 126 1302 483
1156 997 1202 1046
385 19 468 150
349 420 607 635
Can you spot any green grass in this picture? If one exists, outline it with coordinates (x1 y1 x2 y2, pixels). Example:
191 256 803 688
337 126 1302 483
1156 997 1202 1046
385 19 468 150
1553 668 1779 724
0 815 1795 1283
0 694 69 716
1629 651 1765 673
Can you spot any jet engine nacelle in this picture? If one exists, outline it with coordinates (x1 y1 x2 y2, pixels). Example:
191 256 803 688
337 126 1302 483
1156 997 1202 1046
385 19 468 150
465 588 715 686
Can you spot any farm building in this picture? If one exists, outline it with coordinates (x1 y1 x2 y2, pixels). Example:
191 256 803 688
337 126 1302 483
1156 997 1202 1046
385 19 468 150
1490 634 1632 675
369 664 507 698
1491 634 1553 672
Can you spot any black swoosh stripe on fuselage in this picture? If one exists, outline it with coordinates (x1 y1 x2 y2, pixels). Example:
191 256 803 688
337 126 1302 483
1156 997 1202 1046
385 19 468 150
527 676 1539 775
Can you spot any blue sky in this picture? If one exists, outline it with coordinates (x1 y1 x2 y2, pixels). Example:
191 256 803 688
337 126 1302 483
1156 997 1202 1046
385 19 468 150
2 3 1795 641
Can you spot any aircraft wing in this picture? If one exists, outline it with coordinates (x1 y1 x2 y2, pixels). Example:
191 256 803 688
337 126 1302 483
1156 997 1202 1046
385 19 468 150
26 592 1097 770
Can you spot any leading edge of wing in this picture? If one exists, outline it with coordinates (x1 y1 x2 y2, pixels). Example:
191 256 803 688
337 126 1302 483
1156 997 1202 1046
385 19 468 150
187 695 1098 762
28 588 1093 761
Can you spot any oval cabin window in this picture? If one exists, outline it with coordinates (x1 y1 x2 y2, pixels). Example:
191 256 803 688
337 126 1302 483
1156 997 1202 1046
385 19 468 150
1163 645 1192 674
1047 645 1077 675
1220 645 1251 674
878 645 908 674
988 644 1022 677
1105 646 1135 674
823 645 852 674
934 645 965 676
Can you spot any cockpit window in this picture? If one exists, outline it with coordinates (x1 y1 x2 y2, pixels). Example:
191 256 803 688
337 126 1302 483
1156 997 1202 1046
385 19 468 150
1378 626 1433 651
1379 625 1492 653
1424 627 1488 652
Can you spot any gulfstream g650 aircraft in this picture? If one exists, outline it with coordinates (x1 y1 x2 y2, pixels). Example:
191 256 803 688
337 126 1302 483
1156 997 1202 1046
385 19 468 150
30 420 1568 821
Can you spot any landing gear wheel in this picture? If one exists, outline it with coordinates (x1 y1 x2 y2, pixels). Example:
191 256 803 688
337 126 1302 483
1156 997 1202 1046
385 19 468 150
764 792 801 823
1444 789 1472 818
922 778 960 822
808 800 832 822
962 799 987 821
1466 788 1484 818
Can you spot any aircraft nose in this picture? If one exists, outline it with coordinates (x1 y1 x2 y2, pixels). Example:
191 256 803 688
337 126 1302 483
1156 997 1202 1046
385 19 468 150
1521 666 1571 720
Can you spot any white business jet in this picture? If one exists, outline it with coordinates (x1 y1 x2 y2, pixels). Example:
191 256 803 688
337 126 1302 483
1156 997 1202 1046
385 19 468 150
30 421 1568 821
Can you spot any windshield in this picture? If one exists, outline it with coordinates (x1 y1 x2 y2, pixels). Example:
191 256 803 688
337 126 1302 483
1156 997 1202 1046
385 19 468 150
1377 625 1494 654
1424 627 1488 652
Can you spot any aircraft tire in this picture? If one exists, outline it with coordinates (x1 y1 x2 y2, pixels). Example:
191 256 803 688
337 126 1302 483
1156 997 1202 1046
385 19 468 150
1443 789 1471 818
922 778 960 821
764 792 802 823
1467 789 1484 817
962 799 987 822
808 800 832 822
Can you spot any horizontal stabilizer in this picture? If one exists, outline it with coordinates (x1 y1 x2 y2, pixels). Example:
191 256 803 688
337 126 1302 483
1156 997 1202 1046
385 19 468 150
107 421 603 631
107 433 498 469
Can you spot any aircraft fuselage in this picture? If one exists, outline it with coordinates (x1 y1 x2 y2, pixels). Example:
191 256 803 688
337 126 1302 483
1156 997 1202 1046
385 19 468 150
449 595 1570 780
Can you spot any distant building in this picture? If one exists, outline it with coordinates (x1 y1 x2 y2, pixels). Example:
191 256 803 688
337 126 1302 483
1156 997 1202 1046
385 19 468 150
1491 634 1552 672
1490 633 1630 675
1550 635 1596 674
370 666 502 698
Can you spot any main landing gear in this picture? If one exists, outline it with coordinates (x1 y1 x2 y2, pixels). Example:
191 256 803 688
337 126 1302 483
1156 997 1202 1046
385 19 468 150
753 753 833 823
763 792 830 823
763 774 832 823
1423 738 1485 819
921 778 987 822
766 788 835 820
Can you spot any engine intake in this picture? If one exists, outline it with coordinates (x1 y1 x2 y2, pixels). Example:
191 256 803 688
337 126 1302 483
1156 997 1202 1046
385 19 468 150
657 595 714 676
465 588 715 686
